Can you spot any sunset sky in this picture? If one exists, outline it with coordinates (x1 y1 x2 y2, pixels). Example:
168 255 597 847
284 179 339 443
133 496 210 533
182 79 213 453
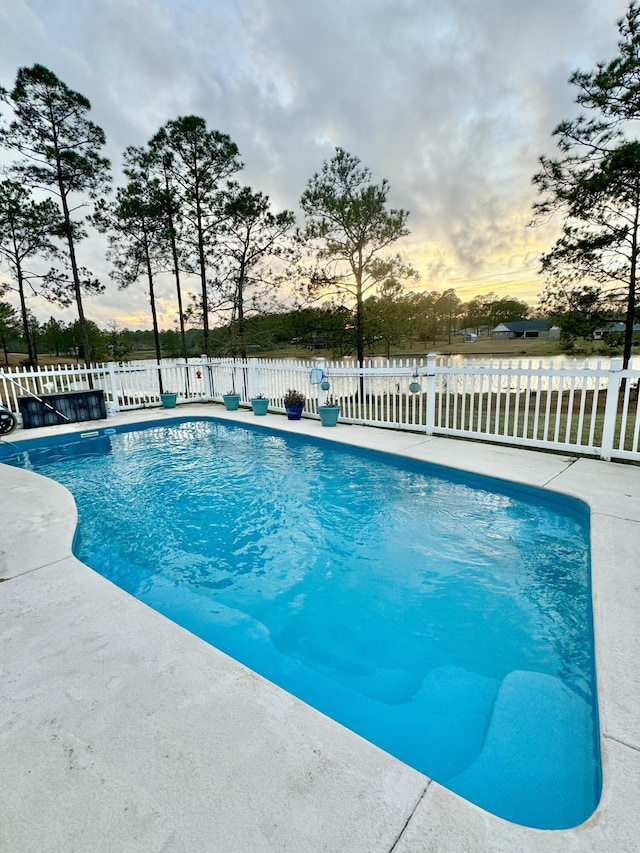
0 0 633 329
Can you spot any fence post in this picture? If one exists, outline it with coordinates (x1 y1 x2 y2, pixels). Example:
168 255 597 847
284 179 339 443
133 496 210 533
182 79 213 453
600 357 623 461
201 355 214 399
107 362 120 413
248 358 260 398
315 357 326 405
425 352 437 435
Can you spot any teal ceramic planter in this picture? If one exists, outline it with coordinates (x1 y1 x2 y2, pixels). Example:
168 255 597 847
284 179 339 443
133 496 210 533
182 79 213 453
318 405 340 427
223 394 241 411
251 397 269 416
160 393 177 409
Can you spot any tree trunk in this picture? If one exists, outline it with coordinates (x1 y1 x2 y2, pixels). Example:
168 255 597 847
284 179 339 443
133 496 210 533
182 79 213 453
163 165 188 360
144 233 164 395
193 163 210 357
15 260 37 366
355 269 365 368
55 152 92 366
237 264 246 360
623 201 639 370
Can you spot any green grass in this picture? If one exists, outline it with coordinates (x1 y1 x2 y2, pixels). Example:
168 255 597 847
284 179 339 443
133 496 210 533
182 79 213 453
339 389 639 454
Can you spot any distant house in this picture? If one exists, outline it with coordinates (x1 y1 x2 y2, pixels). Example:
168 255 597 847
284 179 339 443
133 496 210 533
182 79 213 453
593 322 640 340
491 319 553 339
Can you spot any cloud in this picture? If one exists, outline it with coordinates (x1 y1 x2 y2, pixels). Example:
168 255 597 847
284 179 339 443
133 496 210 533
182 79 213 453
0 0 633 327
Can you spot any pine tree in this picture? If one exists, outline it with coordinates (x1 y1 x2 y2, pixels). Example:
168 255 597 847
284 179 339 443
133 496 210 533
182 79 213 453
299 148 417 367
0 176 63 365
0 64 111 363
533 4 640 367
149 116 242 356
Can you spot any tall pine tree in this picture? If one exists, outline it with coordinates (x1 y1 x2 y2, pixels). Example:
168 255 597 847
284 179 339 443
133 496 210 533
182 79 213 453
299 148 417 367
0 176 63 365
0 64 111 363
150 116 241 356
533 4 640 367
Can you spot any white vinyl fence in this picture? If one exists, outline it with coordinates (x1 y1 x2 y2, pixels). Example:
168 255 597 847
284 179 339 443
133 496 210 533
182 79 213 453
1 354 639 462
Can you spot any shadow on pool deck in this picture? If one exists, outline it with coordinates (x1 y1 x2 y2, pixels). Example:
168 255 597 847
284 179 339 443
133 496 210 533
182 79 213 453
1 404 639 852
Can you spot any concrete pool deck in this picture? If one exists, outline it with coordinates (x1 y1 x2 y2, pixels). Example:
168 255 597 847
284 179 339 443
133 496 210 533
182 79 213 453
1 404 639 852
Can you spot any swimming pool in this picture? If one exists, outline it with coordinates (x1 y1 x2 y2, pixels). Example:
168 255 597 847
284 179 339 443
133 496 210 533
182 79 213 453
2 417 601 829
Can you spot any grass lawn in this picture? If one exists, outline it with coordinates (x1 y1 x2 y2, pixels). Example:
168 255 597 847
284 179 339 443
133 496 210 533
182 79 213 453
3 335 637 367
343 386 639 454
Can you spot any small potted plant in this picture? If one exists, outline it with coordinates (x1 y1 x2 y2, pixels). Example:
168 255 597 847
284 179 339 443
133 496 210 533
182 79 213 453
160 391 178 409
283 388 305 420
251 393 269 416
222 390 241 411
318 395 340 427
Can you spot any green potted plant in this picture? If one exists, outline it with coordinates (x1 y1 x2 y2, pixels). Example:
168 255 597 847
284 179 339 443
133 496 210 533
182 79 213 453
222 390 241 411
160 391 178 409
251 393 269 416
283 388 305 420
318 395 340 427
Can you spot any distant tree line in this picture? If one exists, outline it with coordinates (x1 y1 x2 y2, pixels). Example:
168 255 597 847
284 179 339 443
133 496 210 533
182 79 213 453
0 290 536 366
3 282 635 368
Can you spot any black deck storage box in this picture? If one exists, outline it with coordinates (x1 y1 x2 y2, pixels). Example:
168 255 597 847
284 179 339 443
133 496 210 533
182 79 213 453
18 390 107 429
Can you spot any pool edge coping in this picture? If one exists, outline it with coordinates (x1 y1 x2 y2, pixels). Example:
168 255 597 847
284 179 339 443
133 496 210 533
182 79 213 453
2 404 639 852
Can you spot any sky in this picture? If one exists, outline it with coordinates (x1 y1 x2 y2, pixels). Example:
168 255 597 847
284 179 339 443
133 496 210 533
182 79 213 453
0 0 633 330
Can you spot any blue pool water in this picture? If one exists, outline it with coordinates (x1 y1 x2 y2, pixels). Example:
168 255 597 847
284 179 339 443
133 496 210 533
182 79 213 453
2 418 601 829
